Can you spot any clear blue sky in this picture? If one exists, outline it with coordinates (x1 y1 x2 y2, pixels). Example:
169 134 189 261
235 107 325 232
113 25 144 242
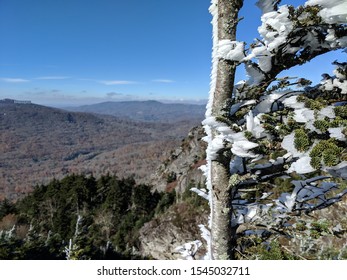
0 0 344 106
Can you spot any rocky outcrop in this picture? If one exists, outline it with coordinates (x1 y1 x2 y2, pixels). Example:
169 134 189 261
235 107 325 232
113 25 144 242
139 201 209 260
139 125 209 260
149 126 207 194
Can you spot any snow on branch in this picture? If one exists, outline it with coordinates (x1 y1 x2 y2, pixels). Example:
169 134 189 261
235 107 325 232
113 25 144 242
175 240 202 260
231 176 347 230
320 62 347 94
198 224 212 260
191 187 209 200
217 40 246 62
201 0 346 260
241 2 347 87
305 0 347 24
256 0 282 14
276 176 347 213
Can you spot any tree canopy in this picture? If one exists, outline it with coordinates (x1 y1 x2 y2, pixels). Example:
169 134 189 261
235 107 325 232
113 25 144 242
0 174 174 260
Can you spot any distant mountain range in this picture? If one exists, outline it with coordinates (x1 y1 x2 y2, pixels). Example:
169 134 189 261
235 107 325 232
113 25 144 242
64 100 206 123
0 101 204 200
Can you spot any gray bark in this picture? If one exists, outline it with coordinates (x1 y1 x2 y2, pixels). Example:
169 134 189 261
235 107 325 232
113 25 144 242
210 0 243 260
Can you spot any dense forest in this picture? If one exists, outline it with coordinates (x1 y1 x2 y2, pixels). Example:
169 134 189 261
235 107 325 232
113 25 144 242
0 174 177 259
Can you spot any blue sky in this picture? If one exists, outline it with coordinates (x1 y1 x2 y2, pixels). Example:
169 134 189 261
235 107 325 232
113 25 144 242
0 0 344 106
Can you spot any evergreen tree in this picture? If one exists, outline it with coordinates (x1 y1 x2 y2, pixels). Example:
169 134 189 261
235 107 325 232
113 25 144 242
199 0 347 260
0 174 174 259
0 199 16 220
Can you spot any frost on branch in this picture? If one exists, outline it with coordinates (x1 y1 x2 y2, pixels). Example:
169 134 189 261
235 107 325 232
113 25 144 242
175 240 202 260
305 0 347 24
275 176 346 214
320 62 347 95
256 0 281 14
201 0 347 260
191 187 209 200
239 1 347 90
217 40 246 62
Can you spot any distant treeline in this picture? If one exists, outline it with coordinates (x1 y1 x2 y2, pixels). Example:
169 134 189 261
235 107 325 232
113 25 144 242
0 174 175 259
0 98 31 104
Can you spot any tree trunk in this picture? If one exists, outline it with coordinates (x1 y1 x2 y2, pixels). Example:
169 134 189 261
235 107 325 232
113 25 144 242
209 0 243 260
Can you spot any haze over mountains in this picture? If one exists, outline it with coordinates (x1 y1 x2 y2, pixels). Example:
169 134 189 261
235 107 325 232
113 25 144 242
65 100 206 123
0 100 205 200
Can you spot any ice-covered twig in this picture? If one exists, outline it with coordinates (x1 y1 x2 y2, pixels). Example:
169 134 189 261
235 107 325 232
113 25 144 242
191 188 209 200
175 240 202 260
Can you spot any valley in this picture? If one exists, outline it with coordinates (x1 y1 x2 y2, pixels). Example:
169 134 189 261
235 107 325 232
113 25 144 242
0 100 205 201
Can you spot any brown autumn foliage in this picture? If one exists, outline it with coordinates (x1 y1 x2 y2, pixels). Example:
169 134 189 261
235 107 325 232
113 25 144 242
0 102 202 200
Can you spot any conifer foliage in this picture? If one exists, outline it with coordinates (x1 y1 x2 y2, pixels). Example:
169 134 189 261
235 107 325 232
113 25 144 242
0 174 172 260
196 0 347 260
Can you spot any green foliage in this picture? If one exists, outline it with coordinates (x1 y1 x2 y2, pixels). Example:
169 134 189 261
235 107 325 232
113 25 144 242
215 115 235 127
0 173 168 260
296 95 327 110
288 4 323 28
313 119 330 133
261 114 279 136
255 139 272 155
262 123 277 134
235 107 250 119
334 105 347 119
310 220 330 239
286 116 298 130
311 110 347 135
297 78 312 87
0 199 16 220
273 177 295 195
322 152 340 167
261 110 297 138
330 117 347 128
182 181 209 210
310 156 322 170
132 184 160 215
155 190 176 215
244 130 253 141
270 150 287 160
309 139 343 169
294 129 311 152
295 221 308 232
247 240 297 260
261 113 278 124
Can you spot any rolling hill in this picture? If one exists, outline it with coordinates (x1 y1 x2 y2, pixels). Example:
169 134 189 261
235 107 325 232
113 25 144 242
64 100 206 123
0 101 203 200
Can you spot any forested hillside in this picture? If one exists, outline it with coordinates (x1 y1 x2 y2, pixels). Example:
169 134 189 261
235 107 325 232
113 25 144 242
1 123 347 260
0 174 177 259
0 123 210 260
0 102 200 200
